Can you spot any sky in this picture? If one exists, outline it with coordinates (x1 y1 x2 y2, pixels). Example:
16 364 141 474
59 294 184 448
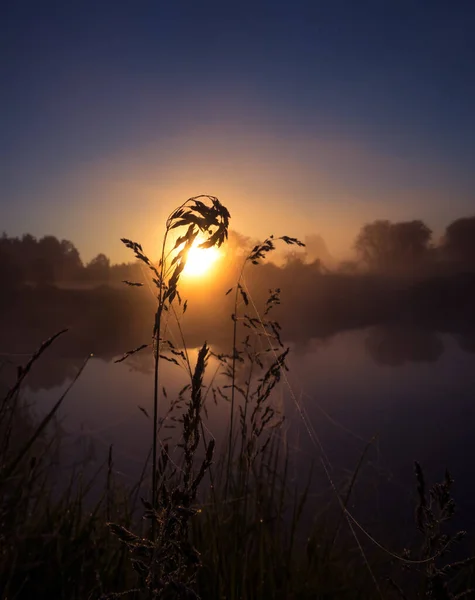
1 0 475 263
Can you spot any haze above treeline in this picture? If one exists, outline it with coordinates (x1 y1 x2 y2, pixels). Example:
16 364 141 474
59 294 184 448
1 214 475 286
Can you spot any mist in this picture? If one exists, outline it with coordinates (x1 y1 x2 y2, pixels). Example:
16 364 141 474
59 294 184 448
1 215 475 391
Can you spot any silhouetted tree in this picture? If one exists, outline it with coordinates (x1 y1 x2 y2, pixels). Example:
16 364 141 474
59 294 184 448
59 239 83 280
355 219 432 273
20 234 38 279
0 233 22 286
355 220 392 270
110 261 144 283
33 236 63 283
442 216 475 269
85 253 110 281
304 234 333 267
25 236 82 282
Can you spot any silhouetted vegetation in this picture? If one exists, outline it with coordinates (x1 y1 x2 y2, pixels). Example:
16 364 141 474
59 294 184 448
2 215 475 291
441 216 475 270
354 219 432 274
1 248 475 393
1 202 475 598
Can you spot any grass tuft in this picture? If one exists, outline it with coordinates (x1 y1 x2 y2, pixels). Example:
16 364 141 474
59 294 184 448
0 196 473 599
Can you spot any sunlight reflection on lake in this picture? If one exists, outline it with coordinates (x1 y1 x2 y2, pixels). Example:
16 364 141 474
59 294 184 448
4 327 475 538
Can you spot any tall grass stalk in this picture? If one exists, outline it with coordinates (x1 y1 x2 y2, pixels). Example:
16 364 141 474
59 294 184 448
2 195 474 599
120 195 229 537
225 234 305 496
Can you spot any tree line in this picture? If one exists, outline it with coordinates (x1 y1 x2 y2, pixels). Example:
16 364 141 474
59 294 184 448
0 233 143 286
353 215 475 274
1 215 474 286
267 215 475 275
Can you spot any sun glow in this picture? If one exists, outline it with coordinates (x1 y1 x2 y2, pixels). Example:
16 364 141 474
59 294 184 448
183 238 221 277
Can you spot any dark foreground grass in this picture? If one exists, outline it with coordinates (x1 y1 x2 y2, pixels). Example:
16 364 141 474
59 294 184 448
1 196 474 600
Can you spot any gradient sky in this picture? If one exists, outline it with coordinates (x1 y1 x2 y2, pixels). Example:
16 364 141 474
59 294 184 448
2 0 474 262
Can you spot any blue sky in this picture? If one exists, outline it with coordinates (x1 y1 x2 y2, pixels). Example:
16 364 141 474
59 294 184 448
1 0 474 261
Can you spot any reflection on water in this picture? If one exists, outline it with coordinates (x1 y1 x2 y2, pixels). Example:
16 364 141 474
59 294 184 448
2 285 475 537
1 274 475 386
2 323 474 392
365 326 445 366
2 329 474 513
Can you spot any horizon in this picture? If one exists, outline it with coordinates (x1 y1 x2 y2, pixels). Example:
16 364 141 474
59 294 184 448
1 212 473 265
4 4 475 598
2 1 475 263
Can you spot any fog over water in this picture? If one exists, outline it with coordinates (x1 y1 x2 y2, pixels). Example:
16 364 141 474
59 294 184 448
1 273 475 540
2 223 475 542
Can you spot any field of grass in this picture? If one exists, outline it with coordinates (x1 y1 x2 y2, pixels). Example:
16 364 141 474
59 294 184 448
1 197 474 600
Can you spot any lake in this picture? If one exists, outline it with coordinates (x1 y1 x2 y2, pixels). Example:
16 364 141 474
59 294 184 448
4 324 475 542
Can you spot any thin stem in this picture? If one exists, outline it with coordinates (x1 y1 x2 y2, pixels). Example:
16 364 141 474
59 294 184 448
240 342 256 462
225 261 246 498
151 309 161 540
171 304 193 380
151 230 168 540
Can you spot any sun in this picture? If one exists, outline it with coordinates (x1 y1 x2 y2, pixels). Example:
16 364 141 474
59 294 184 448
183 238 221 277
